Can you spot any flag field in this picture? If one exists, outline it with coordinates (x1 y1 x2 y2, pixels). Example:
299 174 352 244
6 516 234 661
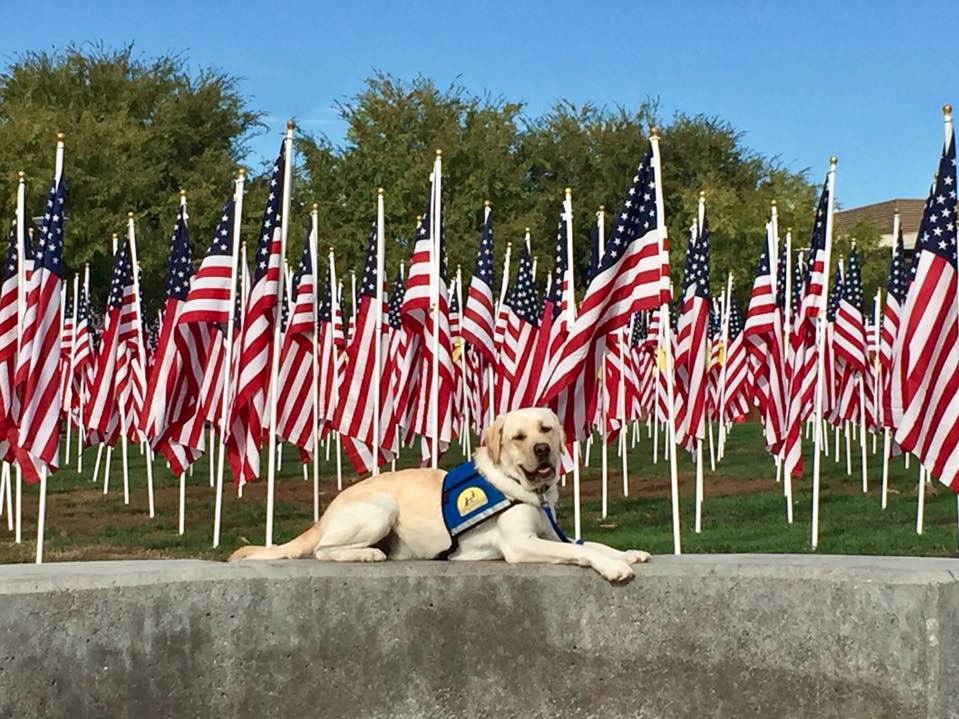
0 421 954 563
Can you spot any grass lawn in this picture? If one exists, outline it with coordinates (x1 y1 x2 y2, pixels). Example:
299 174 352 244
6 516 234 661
0 421 956 563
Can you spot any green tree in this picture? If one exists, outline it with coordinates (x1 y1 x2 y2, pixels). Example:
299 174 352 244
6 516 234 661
0 44 261 307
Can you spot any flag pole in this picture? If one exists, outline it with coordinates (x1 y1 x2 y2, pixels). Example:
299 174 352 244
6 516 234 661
620 315 632 497
430 150 442 468
264 122 294 547
650 128 682 555
811 157 838 549
127 212 155 518
65 277 78 464
212 168 245 548
36 134 65 563
881 210 896 507
110 232 133 508
78 263 89 472
373 188 385 475
484 202 495 431
456 264 471 456
14 171 25 544
335 277 344 490
562 187 582 539
597 206 609 518
308 204 321 522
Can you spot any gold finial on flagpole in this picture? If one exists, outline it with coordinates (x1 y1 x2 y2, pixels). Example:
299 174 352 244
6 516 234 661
484 200 491 208
127 211 134 219
237 168 246 177
944 104 953 117
649 126 660 138
435 149 443 157
771 200 777 207
377 187 384 197
312 202 319 211
287 119 296 130
830 156 838 166
17 171 24 179
56 132 64 141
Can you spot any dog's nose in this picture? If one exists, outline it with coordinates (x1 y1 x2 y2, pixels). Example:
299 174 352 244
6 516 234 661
533 442 551 460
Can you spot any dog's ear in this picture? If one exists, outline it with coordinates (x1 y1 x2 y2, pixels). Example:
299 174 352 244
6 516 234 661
482 414 505 464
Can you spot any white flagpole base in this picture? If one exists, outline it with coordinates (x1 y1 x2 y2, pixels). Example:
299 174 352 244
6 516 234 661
178 472 186 536
35 467 48 564
694 441 704 534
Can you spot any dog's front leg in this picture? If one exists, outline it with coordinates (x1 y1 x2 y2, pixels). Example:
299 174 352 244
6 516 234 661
580 541 651 565
501 535 634 583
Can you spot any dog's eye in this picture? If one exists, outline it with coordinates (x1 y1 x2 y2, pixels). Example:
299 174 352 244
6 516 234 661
540 425 552 433
512 433 526 442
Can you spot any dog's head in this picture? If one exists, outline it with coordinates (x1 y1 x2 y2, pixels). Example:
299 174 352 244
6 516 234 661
481 408 565 490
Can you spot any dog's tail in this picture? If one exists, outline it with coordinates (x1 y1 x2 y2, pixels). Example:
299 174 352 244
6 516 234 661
228 522 325 562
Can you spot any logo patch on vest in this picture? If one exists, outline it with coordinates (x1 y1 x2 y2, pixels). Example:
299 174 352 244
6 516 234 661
441 461 515 539
456 486 488 516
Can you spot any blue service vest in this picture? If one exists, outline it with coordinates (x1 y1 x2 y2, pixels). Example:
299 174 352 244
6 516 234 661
441 461 517 539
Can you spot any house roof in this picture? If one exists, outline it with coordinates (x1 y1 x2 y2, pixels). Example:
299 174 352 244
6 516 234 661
833 198 925 237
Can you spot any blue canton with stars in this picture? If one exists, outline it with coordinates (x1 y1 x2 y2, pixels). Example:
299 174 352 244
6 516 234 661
290 222 314 300
914 133 958 269
472 211 495 293
36 177 65 277
508 244 539 326
547 216 568 306
630 310 646 348
598 144 657 275
165 205 192 301
826 265 843 322
359 224 378 300
727 290 744 341
886 226 907 304
804 176 830 291
254 141 286 283
774 242 788 310
843 246 864 313
792 251 804 315
3 220 18 283
680 214 711 302
108 238 133 310
204 195 235 260
387 266 405 330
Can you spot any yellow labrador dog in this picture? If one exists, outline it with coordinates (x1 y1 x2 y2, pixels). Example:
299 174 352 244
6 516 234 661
230 407 650 582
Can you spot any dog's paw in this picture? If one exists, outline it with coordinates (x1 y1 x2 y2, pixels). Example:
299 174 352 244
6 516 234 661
358 548 388 562
623 549 651 565
595 559 634 583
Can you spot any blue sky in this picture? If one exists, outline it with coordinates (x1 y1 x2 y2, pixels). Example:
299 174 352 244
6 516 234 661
2 0 955 208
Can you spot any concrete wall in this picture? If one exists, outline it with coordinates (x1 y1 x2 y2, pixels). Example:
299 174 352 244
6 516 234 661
0 555 957 719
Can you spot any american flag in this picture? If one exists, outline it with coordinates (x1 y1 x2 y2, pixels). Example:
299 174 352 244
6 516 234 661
84 238 133 446
400 191 455 463
58 284 74 414
178 196 236 324
834 246 867 372
674 214 711 449
498 245 540 412
824 264 844 425
783 177 832 477
317 254 344 432
721 290 751 422
164 191 239 469
141 202 207 474
461 208 496 363
880 225 906 427
540 142 665 420
334 225 394 473
380 266 408 453
892 126 959 489
227 142 285 487
277 222 317 460
0 221 21 458
743 226 786 453
17 174 65 476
